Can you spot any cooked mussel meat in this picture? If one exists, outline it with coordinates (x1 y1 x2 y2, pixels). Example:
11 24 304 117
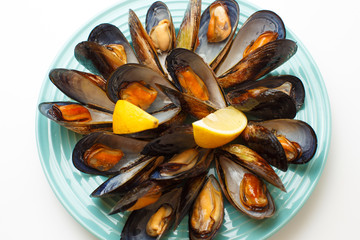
119 80 158 110
83 143 124 172
49 103 92 122
189 174 223 240
243 31 278 58
207 1 231 43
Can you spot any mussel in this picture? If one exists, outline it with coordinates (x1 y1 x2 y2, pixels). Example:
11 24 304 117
49 68 115 112
226 75 305 120
75 23 138 80
216 155 275 219
72 132 149 175
215 10 286 76
195 0 239 69
38 102 113 134
189 174 223 240
219 144 286 191
121 187 182 240
166 48 226 109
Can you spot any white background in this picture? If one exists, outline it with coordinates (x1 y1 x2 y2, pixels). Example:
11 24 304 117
0 0 358 239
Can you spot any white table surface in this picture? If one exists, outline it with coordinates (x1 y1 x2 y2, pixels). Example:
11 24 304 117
1 0 357 239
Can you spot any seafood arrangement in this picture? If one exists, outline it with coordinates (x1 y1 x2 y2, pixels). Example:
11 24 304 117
38 0 319 239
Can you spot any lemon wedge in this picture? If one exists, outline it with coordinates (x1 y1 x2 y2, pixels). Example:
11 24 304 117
192 106 247 148
113 100 159 134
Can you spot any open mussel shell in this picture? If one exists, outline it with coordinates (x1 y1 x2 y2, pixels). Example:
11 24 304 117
254 119 317 164
226 75 305 120
189 174 224 240
219 144 286 192
72 132 149 176
217 39 298 89
166 48 227 109
129 9 166 77
146 1 175 54
106 64 180 125
49 69 115 112
216 155 275 219
150 148 214 182
240 121 288 171
88 23 139 64
38 101 112 135
175 0 202 51
121 186 182 240
91 155 163 198
215 10 286 76
195 0 239 70
74 23 138 80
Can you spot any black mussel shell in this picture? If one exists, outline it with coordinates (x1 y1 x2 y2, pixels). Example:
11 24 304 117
120 186 182 240
240 121 288 171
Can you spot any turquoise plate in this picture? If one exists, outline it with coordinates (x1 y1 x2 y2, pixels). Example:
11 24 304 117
36 0 331 239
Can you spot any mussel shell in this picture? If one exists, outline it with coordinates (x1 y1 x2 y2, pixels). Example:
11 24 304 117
175 0 202 51
195 0 239 70
106 64 180 125
217 39 298 89
255 119 317 164
189 174 224 240
227 83 297 120
129 9 166 77
216 155 275 219
120 187 182 240
87 23 139 64
38 101 112 135
49 68 115 112
240 121 288 171
72 132 149 176
219 144 286 192
227 75 305 110
150 148 213 181
91 155 162 198
74 41 127 80
166 48 227 109
215 10 286 76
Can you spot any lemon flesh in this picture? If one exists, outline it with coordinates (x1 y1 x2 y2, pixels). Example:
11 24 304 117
113 100 159 134
192 106 247 148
